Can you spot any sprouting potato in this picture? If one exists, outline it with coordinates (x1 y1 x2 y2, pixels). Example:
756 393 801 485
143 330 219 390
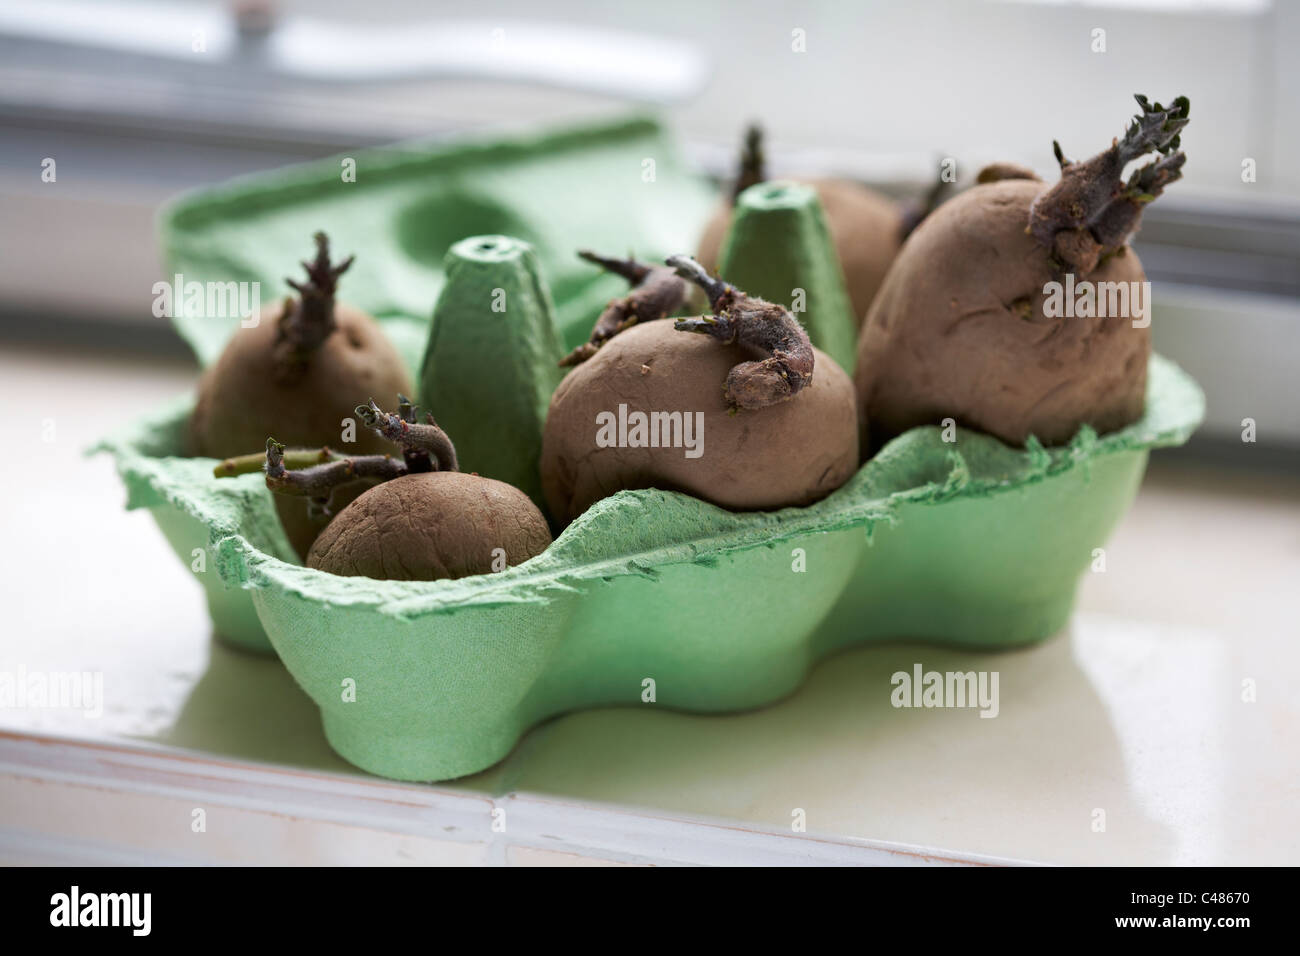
262 398 551 581
541 256 858 524
192 232 412 557
856 94 1189 449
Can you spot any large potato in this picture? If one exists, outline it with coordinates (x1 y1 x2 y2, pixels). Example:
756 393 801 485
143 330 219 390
856 178 1150 448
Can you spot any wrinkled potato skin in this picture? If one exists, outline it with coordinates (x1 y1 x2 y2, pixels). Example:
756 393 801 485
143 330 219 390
855 179 1150 449
541 319 859 524
190 301 412 558
307 472 552 581
698 177 902 328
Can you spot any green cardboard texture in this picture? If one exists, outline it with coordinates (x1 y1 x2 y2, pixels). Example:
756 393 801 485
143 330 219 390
420 237 564 507
717 180 859 376
95 114 1206 780
99 352 1203 779
160 115 716 367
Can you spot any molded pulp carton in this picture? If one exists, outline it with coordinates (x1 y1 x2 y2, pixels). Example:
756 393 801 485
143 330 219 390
98 117 1204 781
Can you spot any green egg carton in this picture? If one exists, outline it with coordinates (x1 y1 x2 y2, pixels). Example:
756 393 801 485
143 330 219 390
98 116 1204 782
104 114 716 652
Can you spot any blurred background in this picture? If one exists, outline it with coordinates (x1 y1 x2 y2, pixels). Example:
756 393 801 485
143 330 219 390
0 0 1296 459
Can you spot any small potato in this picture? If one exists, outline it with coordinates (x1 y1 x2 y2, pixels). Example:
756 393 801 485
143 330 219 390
307 472 551 581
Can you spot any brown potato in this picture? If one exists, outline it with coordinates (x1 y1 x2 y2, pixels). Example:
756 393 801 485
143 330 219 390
855 178 1150 449
191 296 411 558
306 472 551 581
541 318 859 524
